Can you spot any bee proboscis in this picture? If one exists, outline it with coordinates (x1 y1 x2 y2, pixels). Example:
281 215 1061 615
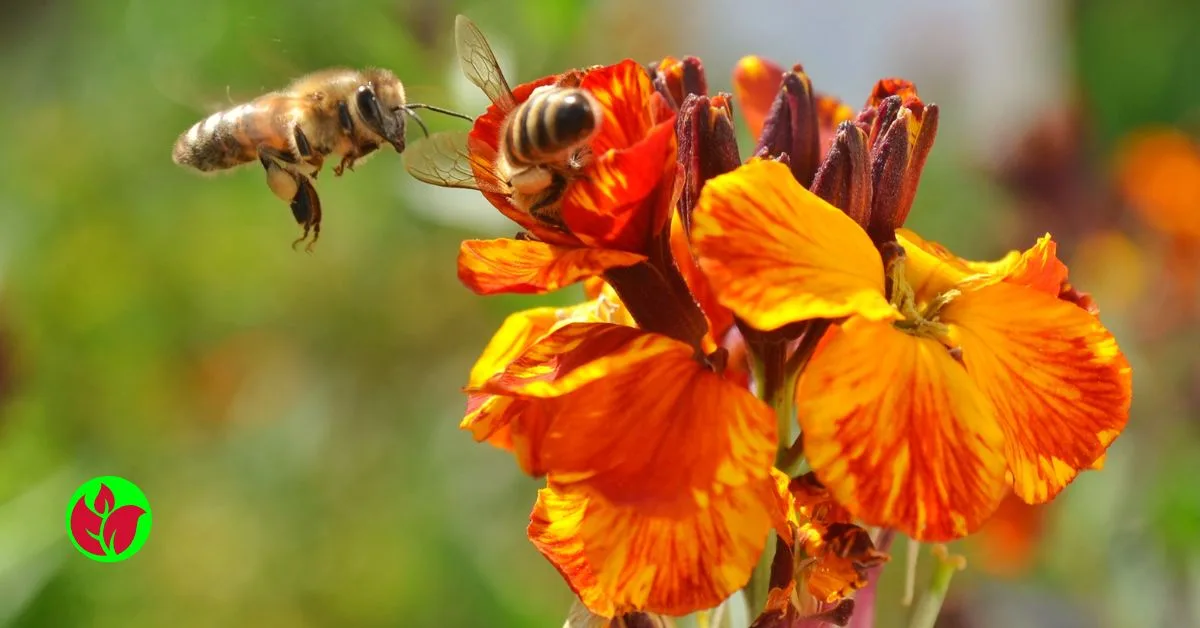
173 67 470 250
404 15 604 227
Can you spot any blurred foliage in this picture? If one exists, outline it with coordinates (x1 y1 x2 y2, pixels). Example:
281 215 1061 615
0 0 1195 627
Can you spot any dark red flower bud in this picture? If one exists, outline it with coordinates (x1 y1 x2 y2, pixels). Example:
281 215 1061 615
755 67 821 187
811 122 872 226
867 97 911 245
677 92 741 233
862 91 939 244
648 56 708 110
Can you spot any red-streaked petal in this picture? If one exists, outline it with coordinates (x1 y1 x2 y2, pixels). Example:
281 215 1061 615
529 477 777 617
461 393 517 451
944 282 1132 504
561 117 677 252
484 323 666 398
732 56 785 141
692 160 898 330
583 59 657 155
797 317 1007 541
457 239 645 295
486 323 776 497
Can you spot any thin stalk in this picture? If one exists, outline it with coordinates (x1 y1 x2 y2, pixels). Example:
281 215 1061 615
907 546 966 628
744 532 776 619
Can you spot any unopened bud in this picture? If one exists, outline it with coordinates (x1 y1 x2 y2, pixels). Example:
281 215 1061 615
868 100 912 245
677 93 741 233
812 122 872 226
755 68 821 187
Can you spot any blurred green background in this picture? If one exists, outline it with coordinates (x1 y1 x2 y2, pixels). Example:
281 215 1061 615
0 1 1196 627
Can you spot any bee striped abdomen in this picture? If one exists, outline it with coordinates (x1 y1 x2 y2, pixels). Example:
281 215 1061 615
502 87 600 169
172 102 289 172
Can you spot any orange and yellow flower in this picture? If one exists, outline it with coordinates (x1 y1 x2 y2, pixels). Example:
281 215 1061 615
462 288 780 617
691 159 1132 542
457 60 678 296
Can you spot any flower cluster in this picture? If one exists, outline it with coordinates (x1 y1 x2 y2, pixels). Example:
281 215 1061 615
412 43 1132 626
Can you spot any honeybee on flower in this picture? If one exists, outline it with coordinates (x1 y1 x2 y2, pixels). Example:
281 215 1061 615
407 16 1133 628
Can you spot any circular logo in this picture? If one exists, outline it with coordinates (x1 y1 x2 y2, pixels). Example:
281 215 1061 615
65 476 152 562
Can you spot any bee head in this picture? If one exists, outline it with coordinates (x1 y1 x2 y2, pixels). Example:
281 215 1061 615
357 69 408 153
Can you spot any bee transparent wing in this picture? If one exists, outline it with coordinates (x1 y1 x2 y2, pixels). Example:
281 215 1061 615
454 15 517 112
404 131 508 194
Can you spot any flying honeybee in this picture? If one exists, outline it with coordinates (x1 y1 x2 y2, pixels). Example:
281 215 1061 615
404 15 604 227
172 67 471 250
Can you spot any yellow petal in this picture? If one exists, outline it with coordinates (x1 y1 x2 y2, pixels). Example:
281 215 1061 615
692 160 897 331
944 282 1132 504
797 317 1008 541
895 229 973 302
467 307 562 388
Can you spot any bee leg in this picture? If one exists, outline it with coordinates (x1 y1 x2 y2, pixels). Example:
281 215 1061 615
292 126 324 179
334 143 379 177
333 152 356 177
289 178 322 253
259 147 322 251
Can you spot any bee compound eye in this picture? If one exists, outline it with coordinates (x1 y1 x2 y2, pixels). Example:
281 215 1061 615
355 86 384 130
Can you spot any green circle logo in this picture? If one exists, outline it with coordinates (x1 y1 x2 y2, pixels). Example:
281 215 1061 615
65 476 152 562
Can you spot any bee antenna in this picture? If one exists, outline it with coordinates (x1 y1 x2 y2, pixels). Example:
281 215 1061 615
401 108 431 138
404 103 475 123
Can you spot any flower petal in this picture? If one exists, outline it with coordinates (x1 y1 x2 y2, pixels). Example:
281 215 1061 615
486 323 777 504
732 56 784 142
899 230 1072 302
797 317 1007 541
461 393 518 451
528 478 777 617
895 229 972 301
584 59 658 155
692 160 898 331
561 116 677 252
458 239 645 295
944 282 1132 504
467 307 561 387
964 234 1068 296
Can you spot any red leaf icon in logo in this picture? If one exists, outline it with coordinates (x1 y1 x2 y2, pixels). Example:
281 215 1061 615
101 505 146 556
93 484 115 516
69 497 105 556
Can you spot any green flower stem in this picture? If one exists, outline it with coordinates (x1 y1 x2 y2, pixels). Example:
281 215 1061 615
744 531 776 618
907 546 966 628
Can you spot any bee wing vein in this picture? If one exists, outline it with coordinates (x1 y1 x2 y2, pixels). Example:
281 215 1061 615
404 132 507 193
454 15 517 112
